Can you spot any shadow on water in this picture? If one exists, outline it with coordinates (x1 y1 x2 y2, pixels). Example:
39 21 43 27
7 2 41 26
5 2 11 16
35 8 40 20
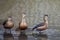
0 28 60 40
32 33 48 40
3 32 14 40
18 33 27 40
15 27 20 31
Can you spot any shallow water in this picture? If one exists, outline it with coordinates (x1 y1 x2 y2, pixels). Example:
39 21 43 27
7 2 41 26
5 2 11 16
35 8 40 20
0 28 60 40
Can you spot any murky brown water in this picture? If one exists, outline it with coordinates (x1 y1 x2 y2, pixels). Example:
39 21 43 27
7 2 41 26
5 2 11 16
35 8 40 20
0 28 60 40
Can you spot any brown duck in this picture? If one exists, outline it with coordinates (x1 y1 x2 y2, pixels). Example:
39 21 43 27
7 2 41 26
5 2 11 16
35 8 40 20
32 15 48 31
3 16 14 29
19 13 28 30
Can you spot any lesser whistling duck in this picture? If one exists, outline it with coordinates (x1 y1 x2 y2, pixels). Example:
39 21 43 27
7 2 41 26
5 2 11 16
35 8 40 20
3 16 14 29
32 15 48 31
19 13 28 30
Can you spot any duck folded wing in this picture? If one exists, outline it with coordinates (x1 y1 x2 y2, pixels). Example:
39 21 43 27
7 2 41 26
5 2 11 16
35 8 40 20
36 24 48 31
33 23 45 29
3 20 8 25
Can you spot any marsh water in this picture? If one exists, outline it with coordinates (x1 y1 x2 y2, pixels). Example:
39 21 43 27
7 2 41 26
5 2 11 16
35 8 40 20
0 27 60 40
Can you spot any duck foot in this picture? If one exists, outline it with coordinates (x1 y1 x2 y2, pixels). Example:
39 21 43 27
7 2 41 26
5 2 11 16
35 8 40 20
39 31 44 34
20 30 26 34
5 29 11 34
39 31 42 34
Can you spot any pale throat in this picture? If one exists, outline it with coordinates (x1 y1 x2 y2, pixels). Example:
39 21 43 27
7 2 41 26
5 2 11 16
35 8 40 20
8 18 12 21
44 18 48 24
22 14 26 23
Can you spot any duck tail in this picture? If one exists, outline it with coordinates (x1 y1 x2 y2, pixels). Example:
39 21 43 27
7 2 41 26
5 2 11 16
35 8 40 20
32 25 39 30
32 28 35 30
32 26 37 30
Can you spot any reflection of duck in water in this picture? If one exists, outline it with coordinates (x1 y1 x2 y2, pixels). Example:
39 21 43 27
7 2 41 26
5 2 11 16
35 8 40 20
32 34 48 40
3 16 14 33
18 33 27 40
32 15 48 32
3 32 14 40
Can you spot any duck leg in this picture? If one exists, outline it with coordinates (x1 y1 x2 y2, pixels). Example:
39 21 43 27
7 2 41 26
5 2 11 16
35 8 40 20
20 30 25 34
39 31 42 34
36 30 42 34
10 29 11 34
5 29 6 33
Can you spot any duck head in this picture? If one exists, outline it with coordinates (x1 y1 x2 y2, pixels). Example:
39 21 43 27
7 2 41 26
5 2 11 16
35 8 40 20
8 16 12 21
43 15 48 24
22 13 26 18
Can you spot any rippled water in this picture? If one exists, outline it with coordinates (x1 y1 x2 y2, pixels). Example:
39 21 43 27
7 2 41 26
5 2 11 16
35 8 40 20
0 28 60 40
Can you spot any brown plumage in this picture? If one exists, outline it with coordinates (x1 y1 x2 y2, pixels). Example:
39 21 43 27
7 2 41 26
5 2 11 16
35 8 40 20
19 22 27 30
19 13 28 30
3 17 14 29
36 23 48 31
32 15 48 31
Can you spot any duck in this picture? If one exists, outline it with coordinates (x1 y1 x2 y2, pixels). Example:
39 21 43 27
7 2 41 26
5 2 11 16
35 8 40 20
3 16 14 29
32 15 48 31
19 13 28 30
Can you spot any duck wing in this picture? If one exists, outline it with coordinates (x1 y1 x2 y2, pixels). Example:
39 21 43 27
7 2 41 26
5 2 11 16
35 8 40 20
33 23 45 28
3 20 8 25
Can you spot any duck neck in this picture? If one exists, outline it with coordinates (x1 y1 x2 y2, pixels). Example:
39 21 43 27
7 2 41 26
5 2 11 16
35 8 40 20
44 20 48 24
8 18 12 21
21 14 26 23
